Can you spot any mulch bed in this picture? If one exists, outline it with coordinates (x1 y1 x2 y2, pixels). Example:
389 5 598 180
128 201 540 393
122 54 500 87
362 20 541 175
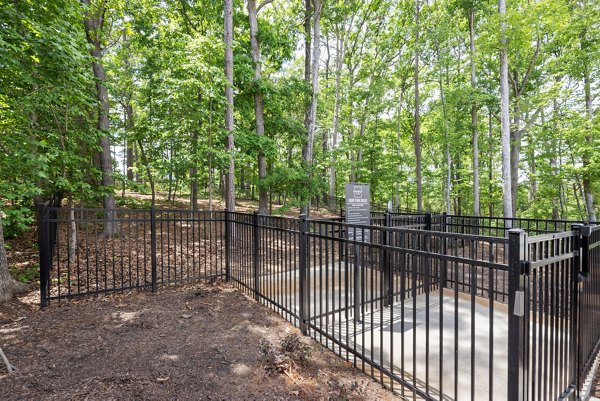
0 283 397 400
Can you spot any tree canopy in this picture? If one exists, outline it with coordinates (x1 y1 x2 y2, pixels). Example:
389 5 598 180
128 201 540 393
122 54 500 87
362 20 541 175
1 0 598 235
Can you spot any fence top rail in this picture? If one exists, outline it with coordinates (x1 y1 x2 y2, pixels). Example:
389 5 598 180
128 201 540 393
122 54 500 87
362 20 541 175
305 218 509 244
527 229 579 245
42 206 226 215
446 214 586 225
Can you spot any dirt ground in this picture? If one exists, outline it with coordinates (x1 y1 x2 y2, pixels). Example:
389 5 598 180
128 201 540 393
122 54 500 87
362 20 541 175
0 283 398 400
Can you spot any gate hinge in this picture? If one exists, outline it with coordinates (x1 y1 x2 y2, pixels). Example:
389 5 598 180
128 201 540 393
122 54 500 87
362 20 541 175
521 261 531 275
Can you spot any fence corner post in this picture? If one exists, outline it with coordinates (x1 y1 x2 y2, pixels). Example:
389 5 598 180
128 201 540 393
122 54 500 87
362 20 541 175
224 209 231 282
507 228 527 401
298 214 309 335
383 210 392 307
253 210 260 301
572 223 585 395
37 203 49 308
150 206 157 293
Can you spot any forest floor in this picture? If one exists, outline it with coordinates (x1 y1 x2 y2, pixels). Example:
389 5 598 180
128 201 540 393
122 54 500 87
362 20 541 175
0 282 396 400
1 194 396 400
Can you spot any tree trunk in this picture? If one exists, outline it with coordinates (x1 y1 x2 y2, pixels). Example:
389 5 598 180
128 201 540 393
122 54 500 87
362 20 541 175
125 104 135 182
488 112 494 217
469 8 480 217
583 61 597 222
440 78 451 216
330 22 347 211
82 0 119 236
224 0 236 211
414 0 423 212
498 0 513 220
208 99 214 211
510 100 521 214
248 0 269 215
0 214 28 303
136 138 155 206
68 198 77 263
301 0 322 216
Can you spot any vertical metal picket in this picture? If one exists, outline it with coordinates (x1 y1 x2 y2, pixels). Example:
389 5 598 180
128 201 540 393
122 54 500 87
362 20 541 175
508 228 527 401
383 211 392 307
571 224 582 399
253 211 260 301
37 203 50 308
299 214 309 335
224 209 231 282
150 206 157 292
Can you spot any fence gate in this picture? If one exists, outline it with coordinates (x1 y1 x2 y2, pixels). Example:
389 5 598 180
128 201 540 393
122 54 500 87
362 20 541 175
508 225 600 401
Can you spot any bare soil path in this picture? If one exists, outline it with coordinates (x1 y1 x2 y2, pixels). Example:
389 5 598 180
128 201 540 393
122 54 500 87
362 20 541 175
0 283 396 400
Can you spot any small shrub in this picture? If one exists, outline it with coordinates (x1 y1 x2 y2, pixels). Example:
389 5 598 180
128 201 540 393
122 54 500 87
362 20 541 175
10 263 40 283
259 334 312 375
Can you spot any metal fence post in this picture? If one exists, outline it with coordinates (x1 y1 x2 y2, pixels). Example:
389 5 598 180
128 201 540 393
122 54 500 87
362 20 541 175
507 228 527 401
441 212 448 288
574 224 587 394
298 214 309 335
253 210 260 301
150 206 157 293
383 211 392 307
224 209 231 282
37 203 49 308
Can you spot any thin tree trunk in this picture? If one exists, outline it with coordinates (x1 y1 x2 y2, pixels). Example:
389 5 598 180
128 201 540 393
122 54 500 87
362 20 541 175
301 0 322 216
551 97 560 220
136 138 155 205
224 0 236 211
583 61 597 221
469 8 480 217
499 0 513 220
440 80 451 216
510 100 522 214
488 111 494 217
208 99 214 211
68 198 77 263
414 0 423 211
82 0 119 236
248 0 269 215
0 214 28 303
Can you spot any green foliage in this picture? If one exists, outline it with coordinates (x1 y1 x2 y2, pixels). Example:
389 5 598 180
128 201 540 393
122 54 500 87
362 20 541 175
10 264 40 284
0 0 598 232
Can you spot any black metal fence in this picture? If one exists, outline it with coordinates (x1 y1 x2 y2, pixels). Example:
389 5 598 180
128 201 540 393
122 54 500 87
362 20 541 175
38 205 600 400
38 207 225 305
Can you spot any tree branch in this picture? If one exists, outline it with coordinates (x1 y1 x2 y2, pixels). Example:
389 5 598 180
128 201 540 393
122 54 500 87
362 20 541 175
521 37 541 92
257 0 275 13
0 347 16 374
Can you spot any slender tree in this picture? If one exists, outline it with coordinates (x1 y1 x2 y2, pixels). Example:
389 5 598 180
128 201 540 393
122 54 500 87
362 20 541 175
224 0 236 211
82 0 119 235
469 6 480 217
0 212 27 303
301 0 323 216
499 0 513 219
414 0 423 211
247 0 273 215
